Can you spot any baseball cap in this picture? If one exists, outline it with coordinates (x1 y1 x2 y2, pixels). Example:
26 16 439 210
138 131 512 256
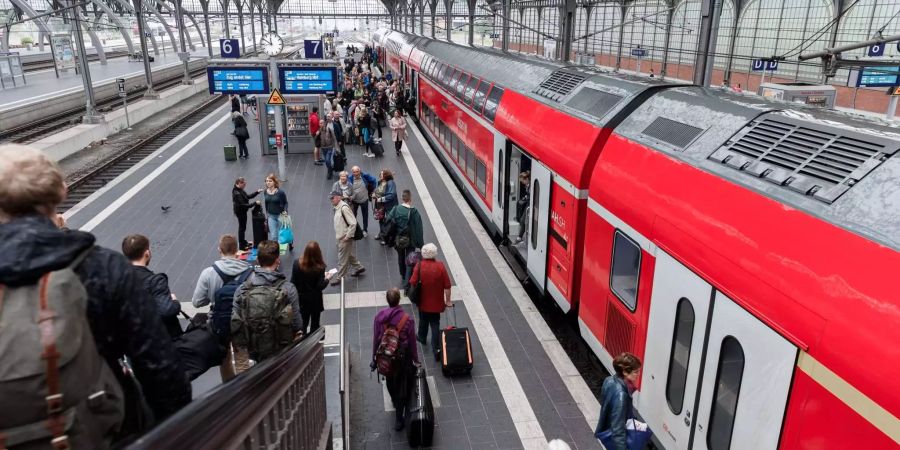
329 189 342 197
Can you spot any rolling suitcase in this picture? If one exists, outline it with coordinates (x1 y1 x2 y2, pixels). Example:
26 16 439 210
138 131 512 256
251 204 266 248
371 139 385 157
224 145 237 161
441 307 473 376
407 367 435 447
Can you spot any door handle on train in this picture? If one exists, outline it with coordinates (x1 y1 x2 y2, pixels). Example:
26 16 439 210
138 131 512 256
684 416 691 427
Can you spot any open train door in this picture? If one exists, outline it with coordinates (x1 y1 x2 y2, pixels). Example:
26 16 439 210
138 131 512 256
639 250 796 450
526 161 551 289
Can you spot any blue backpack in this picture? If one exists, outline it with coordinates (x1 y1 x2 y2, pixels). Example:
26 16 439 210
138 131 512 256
210 265 252 338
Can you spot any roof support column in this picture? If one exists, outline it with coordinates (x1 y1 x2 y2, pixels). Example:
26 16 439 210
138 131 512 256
249 0 257 54
199 0 213 57
559 0 575 61
693 0 723 86
501 0 510 51
221 0 231 38
429 0 436 38
615 3 625 71
444 0 452 41
467 0 475 45
660 1 674 78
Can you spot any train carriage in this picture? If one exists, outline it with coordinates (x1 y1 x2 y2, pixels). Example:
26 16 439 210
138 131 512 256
373 29 900 450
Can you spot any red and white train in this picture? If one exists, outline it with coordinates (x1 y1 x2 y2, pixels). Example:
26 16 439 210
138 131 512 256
372 30 900 449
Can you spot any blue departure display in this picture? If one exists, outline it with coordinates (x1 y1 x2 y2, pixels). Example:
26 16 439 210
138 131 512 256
857 67 899 87
279 67 338 94
207 66 270 94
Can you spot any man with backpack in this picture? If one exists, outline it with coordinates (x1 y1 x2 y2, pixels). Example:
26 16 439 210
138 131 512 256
0 145 190 448
330 189 365 285
190 234 253 380
371 288 419 431
122 234 183 339
385 190 424 291
231 240 303 364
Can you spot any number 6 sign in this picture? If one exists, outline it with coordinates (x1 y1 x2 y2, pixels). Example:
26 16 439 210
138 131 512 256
220 39 240 58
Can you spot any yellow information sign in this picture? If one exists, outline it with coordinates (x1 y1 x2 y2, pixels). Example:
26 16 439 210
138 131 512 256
267 88 286 105
892 86 900 96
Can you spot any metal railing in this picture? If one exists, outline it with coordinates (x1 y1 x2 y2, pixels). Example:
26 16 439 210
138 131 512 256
129 328 330 450
338 277 351 450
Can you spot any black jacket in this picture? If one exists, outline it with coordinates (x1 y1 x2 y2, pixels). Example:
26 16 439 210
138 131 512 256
131 266 183 339
290 262 327 313
233 115 249 141
232 186 260 215
0 216 191 420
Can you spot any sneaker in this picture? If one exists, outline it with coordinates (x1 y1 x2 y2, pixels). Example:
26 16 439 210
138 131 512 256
366 153 375 158
314 161 324 166
363 231 368 237
352 267 366 276
434 349 442 362
380 240 386 245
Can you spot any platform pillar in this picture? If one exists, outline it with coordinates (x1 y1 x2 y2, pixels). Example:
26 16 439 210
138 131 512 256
175 0 192 85
68 0 103 123
133 0 158 98
887 95 898 121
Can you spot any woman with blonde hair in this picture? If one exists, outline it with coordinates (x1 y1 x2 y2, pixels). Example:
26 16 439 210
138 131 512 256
263 174 288 246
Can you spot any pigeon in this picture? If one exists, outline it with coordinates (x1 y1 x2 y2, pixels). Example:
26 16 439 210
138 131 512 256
161 205 172 212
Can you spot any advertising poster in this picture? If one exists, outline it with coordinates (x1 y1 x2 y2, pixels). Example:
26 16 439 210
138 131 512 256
52 34 76 71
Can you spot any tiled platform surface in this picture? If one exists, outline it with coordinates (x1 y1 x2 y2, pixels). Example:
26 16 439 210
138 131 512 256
63 102 601 449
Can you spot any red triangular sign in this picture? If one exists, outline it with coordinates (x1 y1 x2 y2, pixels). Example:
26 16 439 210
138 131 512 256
267 88 286 105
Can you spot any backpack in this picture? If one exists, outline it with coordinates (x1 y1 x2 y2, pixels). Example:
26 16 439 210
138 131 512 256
375 313 409 376
211 265 252 339
395 207 414 249
233 279 295 361
0 247 125 449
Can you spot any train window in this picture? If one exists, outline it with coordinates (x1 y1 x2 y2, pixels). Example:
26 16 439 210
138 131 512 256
457 138 465 165
483 86 505 123
450 133 458 158
455 73 469 100
464 78 479 106
530 180 540 250
497 149 504 203
437 64 448 84
476 159 487 196
665 298 695 414
446 69 460 90
429 60 438 77
466 147 476 180
610 231 641 311
707 337 745 450
473 82 491 115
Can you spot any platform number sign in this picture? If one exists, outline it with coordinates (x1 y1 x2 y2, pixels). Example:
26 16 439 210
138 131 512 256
304 39 323 59
868 42 885 57
116 78 126 97
752 59 779 71
220 39 240 58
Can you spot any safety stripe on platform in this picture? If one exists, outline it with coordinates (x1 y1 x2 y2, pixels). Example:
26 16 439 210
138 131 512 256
403 120 548 450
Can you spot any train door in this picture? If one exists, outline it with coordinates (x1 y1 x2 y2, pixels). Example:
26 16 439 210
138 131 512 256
527 161 551 289
491 135 508 231
640 251 796 450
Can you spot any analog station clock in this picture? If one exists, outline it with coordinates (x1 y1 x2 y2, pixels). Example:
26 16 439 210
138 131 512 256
260 32 284 56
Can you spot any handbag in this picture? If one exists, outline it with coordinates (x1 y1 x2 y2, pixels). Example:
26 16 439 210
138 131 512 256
278 213 294 244
595 419 652 450
374 206 385 221
407 263 422 305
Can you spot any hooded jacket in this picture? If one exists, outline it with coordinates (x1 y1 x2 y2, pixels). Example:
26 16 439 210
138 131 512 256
0 215 191 420
190 257 253 308
231 267 303 333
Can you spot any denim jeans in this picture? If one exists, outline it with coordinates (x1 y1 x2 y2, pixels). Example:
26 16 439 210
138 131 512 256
267 213 280 241
417 310 441 353
323 147 334 172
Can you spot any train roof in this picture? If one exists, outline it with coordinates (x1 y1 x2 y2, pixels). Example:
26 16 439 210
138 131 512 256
612 86 900 250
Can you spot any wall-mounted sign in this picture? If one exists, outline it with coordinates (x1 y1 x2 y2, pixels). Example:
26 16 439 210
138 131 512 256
752 59 779 71
868 42 885 57
220 39 240 58
304 39 323 59
278 67 337 94
206 66 270 94
857 66 899 87
51 34 76 71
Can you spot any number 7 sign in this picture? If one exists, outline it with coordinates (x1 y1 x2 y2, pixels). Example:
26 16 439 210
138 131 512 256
304 39 324 59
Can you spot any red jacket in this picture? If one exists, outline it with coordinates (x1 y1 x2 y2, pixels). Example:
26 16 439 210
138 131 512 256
409 259 451 314
309 112 320 136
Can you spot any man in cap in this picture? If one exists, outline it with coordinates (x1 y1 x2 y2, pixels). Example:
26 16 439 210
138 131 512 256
330 189 365 285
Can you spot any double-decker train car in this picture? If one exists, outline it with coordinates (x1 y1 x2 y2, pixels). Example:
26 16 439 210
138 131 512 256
372 29 900 450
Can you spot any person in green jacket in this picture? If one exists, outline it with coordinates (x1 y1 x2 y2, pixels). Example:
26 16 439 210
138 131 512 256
385 189 424 291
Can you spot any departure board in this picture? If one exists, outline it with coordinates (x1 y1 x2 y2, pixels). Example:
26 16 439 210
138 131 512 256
207 67 270 94
857 67 899 87
279 67 338 94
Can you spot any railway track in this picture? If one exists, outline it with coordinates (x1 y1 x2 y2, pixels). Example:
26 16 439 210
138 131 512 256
58 95 226 213
0 66 206 144
22 50 130 72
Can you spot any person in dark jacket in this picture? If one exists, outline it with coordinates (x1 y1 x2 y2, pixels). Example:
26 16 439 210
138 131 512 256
290 241 333 336
232 112 251 159
372 169 397 243
372 288 419 431
263 173 289 243
121 234 182 339
230 94 241 113
385 190 425 290
0 145 191 441
232 177 262 250
595 352 642 450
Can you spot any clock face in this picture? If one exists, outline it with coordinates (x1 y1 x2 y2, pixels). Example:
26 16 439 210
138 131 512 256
261 32 283 56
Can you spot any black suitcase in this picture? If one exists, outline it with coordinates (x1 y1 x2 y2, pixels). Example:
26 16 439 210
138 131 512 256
251 204 266 248
407 367 435 447
371 139 385 156
440 307 473 376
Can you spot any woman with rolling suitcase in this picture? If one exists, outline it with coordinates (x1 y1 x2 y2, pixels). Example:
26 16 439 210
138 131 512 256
408 243 451 361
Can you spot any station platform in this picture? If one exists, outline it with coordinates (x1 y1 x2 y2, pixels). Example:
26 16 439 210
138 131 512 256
0 47 211 107
62 102 602 450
